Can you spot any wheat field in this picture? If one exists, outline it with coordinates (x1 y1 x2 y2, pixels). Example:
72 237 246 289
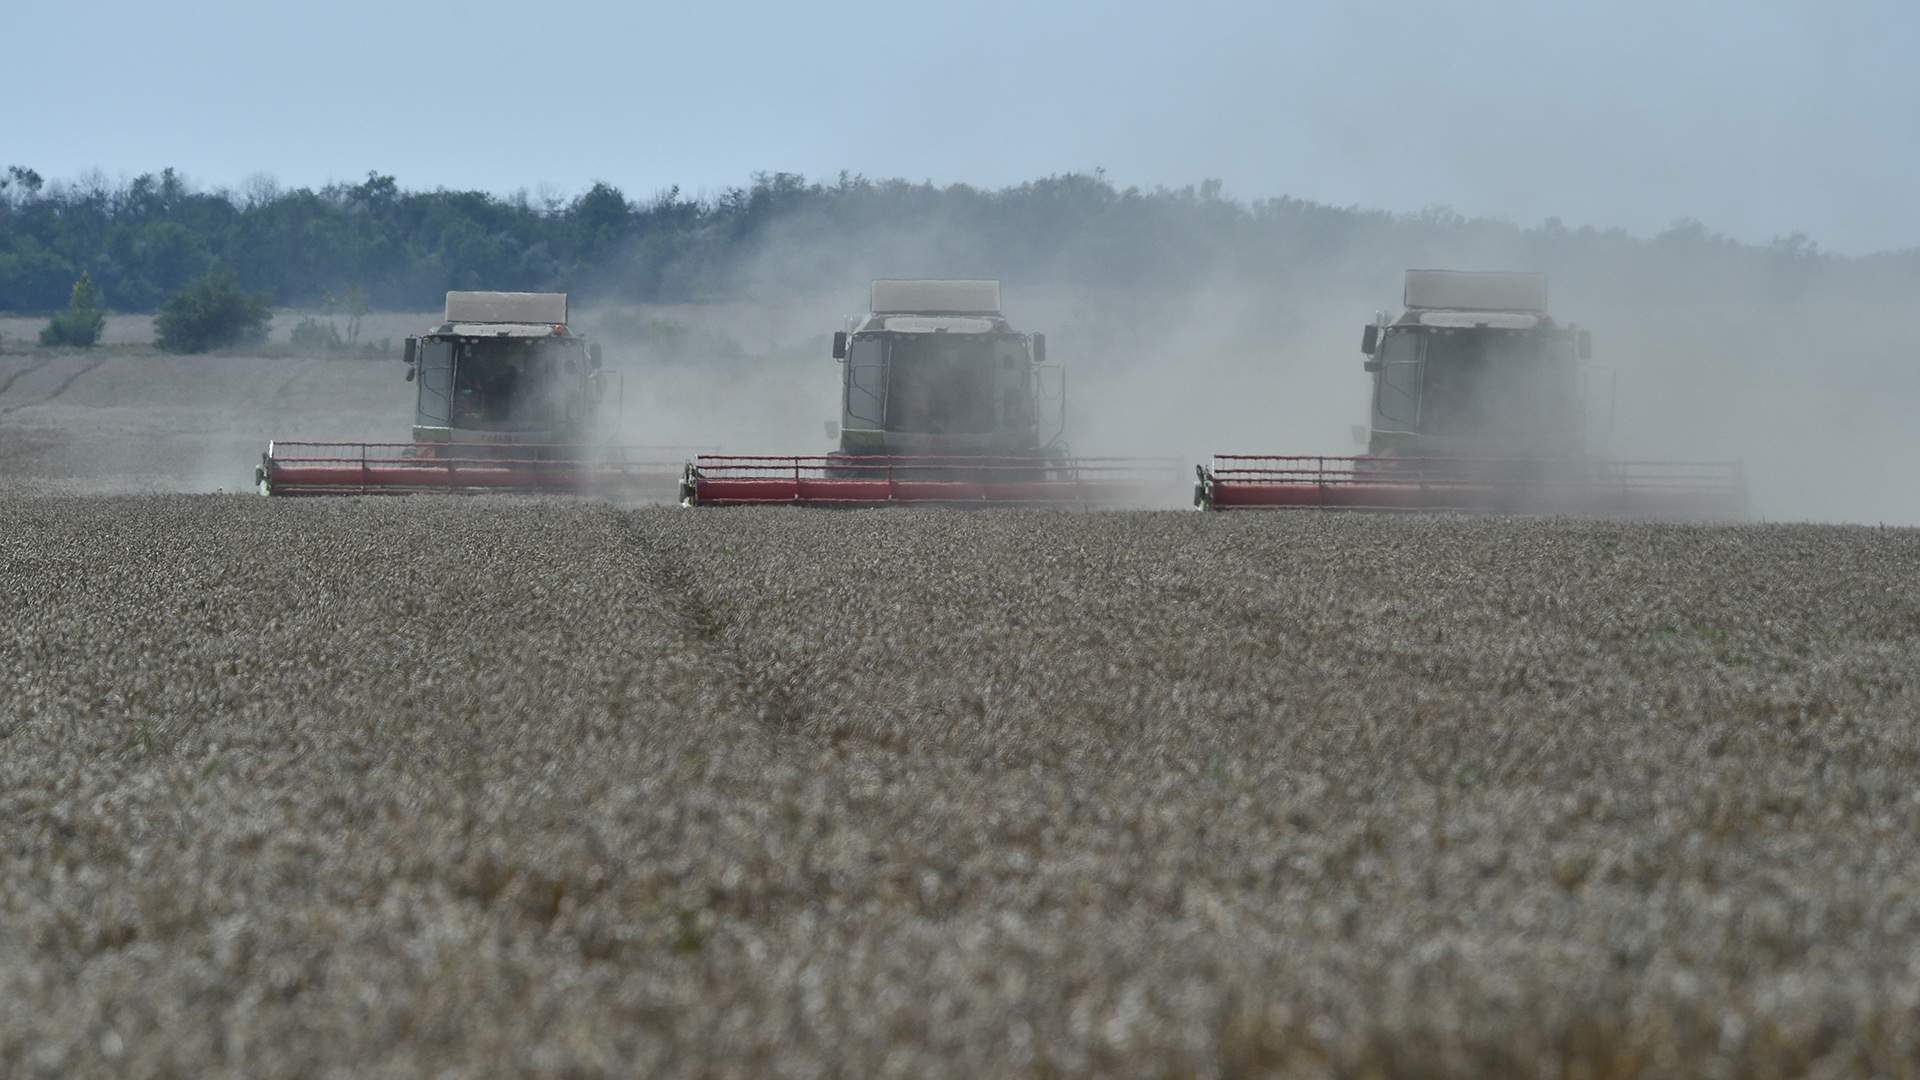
4 494 1918 1077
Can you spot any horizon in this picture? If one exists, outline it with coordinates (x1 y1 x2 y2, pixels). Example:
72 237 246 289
8 163 1909 261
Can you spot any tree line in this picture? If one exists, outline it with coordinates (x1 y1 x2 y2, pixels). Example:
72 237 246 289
2 164 1915 318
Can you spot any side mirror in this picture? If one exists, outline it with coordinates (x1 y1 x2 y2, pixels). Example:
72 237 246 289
1031 332 1047 365
1577 329 1593 360
823 420 841 440
587 342 604 370
403 336 418 366
831 331 848 360
1360 325 1379 356
1363 359 1383 373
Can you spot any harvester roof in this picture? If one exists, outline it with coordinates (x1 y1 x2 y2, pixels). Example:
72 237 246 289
870 279 1002 316
1403 270 1548 314
856 280 1013 334
434 322 578 338
431 291 579 338
1392 309 1549 330
858 315 1006 334
443 291 570 325
1393 270 1554 329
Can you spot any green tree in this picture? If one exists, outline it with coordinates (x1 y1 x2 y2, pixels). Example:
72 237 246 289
0 163 1907 320
39 271 107 347
134 221 213 295
154 266 271 353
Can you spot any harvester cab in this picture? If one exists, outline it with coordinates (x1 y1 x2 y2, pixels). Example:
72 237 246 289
1356 270 1590 460
826 279 1060 459
256 292 697 497
680 279 1174 507
1196 270 1749 516
401 291 609 450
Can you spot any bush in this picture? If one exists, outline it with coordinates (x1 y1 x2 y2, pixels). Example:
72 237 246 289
289 316 345 352
154 266 271 353
39 273 106 348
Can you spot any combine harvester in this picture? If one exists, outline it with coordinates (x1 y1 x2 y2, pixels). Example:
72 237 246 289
680 279 1177 507
257 292 696 497
1194 270 1748 517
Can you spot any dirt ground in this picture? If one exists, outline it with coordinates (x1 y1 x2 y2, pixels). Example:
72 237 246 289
0 345 407 495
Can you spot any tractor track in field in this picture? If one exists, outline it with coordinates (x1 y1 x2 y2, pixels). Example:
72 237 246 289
0 356 108 416
0 441 49 464
0 358 55 398
609 509 813 737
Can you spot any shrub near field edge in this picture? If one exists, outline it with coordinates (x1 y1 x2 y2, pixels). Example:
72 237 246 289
154 266 271 353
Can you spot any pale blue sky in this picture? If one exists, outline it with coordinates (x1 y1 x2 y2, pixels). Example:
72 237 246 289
5 0 1914 253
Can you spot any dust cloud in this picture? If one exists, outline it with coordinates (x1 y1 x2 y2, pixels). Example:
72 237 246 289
579 207 1919 524
6 206 1909 524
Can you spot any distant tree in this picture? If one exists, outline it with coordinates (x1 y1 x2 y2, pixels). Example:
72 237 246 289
154 266 271 353
133 221 213 295
2 165 44 203
241 172 282 209
39 272 107 347
0 163 1913 321
342 283 369 346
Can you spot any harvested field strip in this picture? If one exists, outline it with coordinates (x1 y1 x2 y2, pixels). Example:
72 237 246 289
3 496 1920 1077
0 356 109 415
0 357 55 397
